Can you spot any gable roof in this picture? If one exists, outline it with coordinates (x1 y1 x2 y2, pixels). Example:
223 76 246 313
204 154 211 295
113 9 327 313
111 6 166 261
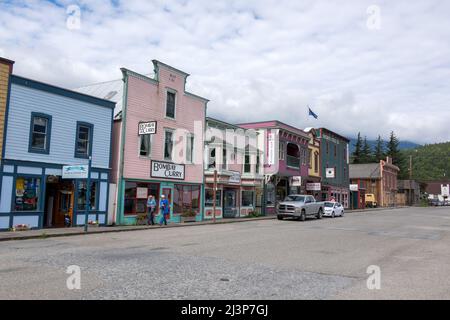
349 163 381 179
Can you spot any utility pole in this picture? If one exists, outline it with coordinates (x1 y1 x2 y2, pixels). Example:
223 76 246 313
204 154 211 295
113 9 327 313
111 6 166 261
84 156 92 232
409 155 413 180
213 170 217 223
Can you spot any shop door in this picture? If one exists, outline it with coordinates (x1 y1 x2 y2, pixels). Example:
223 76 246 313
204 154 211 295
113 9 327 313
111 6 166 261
223 189 238 218
53 183 74 227
161 187 172 217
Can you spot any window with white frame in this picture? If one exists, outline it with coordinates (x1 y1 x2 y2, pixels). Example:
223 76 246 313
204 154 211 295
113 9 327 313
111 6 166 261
164 129 174 160
166 91 176 119
139 134 152 157
186 133 194 163
279 141 285 160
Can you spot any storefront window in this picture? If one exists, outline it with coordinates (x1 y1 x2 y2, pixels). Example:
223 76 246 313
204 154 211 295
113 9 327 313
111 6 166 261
14 177 41 211
124 182 159 215
173 185 200 215
242 190 255 207
266 183 275 206
205 189 222 207
77 181 98 211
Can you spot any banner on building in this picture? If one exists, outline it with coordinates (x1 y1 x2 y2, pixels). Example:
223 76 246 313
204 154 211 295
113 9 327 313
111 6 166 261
138 121 157 135
229 171 241 184
326 168 335 178
268 133 275 165
306 183 321 191
151 161 185 180
290 176 302 187
62 165 89 179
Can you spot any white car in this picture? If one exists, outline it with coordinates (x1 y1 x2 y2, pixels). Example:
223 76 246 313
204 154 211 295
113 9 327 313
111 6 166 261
323 201 344 218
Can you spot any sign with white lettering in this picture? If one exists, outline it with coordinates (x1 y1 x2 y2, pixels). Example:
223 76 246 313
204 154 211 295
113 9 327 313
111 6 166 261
326 168 335 178
138 121 157 135
350 184 359 191
306 182 321 191
441 184 449 197
62 165 88 179
151 161 185 180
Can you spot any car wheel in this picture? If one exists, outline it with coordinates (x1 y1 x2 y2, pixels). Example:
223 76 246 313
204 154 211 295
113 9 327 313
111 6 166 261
341 210 344 217
317 208 323 219
300 210 306 221
332 211 335 218
277 215 283 220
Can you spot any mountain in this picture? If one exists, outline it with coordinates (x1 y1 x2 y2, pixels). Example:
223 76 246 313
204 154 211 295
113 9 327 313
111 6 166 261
348 138 421 154
401 142 450 181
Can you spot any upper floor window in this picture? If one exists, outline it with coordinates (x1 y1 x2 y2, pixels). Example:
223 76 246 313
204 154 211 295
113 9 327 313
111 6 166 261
279 141 285 160
244 136 251 173
208 147 216 169
140 134 152 157
166 91 176 119
222 140 227 170
334 145 337 157
164 129 174 160
314 152 319 173
29 113 51 154
186 134 194 163
75 122 93 158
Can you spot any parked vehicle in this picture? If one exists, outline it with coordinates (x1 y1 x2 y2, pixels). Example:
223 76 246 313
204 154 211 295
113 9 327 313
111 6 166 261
365 194 377 208
277 195 324 221
323 201 345 218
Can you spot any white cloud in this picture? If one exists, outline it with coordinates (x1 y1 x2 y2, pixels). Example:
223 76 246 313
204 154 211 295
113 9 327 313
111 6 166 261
1 0 449 144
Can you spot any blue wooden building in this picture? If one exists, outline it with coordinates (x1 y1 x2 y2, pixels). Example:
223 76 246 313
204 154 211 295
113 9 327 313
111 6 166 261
0 74 114 230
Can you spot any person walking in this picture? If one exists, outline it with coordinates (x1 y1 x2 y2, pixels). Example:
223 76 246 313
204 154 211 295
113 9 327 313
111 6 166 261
159 194 170 226
147 195 157 225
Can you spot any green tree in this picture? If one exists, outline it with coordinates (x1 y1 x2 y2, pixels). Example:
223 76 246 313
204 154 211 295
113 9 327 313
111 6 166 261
374 135 385 162
361 136 373 163
352 132 363 164
387 131 407 178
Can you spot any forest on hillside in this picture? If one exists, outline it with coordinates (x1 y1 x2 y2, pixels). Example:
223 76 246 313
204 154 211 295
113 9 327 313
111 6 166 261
402 142 450 181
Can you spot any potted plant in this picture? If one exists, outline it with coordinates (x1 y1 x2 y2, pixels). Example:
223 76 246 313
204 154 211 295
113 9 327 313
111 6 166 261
13 224 30 231
88 220 100 227
180 208 197 223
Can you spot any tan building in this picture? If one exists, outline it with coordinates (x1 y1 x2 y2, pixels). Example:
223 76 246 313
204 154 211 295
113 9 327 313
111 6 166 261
0 57 14 161
304 128 321 198
349 157 400 207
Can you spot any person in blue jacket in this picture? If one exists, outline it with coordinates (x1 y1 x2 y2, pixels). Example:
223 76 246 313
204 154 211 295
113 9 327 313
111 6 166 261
159 194 170 226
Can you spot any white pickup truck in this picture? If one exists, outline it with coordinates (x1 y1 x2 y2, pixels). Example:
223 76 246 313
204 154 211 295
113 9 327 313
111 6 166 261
276 194 325 221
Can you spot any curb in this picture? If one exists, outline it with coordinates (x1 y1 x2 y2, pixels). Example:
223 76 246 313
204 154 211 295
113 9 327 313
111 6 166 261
0 206 409 242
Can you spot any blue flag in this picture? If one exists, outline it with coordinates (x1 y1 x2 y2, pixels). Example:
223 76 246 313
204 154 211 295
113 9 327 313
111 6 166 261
308 107 318 119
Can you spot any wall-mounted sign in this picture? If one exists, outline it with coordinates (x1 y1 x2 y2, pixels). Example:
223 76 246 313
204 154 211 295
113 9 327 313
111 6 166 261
326 168 335 179
442 184 449 197
62 165 88 179
138 121 157 135
290 176 302 187
151 161 185 180
229 171 241 184
267 133 275 165
350 184 359 191
136 187 148 199
306 182 321 191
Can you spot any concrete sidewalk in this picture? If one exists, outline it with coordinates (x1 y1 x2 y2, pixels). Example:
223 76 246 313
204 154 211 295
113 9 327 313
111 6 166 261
0 206 408 242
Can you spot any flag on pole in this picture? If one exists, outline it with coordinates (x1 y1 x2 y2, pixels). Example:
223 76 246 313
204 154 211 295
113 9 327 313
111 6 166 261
308 106 318 119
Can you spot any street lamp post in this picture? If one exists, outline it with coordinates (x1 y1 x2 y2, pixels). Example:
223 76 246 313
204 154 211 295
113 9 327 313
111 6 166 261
84 156 92 232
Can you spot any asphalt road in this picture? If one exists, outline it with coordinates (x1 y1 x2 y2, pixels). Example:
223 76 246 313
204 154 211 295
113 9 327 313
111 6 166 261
1 206 450 300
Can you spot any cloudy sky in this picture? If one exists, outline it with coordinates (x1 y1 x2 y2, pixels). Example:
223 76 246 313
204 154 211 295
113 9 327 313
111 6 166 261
1 0 449 144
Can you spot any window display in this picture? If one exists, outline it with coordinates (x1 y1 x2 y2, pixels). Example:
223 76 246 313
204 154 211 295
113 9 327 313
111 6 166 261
205 189 222 207
242 190 255 207
124 182 159 215
14 177 41 211
77 181 98 210
173 184 200 215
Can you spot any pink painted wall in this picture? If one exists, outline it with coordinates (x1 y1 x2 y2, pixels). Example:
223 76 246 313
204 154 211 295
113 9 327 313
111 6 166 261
110 120 122 184
122 63 206 183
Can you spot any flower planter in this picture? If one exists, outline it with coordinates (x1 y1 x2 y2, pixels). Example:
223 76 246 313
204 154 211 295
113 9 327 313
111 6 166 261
180 216 197 223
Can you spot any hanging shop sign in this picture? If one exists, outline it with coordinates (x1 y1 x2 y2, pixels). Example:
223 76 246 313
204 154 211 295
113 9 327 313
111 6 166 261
267 133 275 165
229 171 241 184
138 121 157 135
151 161 185 180
350 184 359 191
306 182 321 191
290 176 302 187
326 168 335 178
62 165 89 179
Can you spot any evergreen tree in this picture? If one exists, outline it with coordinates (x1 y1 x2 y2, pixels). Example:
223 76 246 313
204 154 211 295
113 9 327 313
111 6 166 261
361 136 373 163
374 135 385 162
352 132 363 164
387 131 408 178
